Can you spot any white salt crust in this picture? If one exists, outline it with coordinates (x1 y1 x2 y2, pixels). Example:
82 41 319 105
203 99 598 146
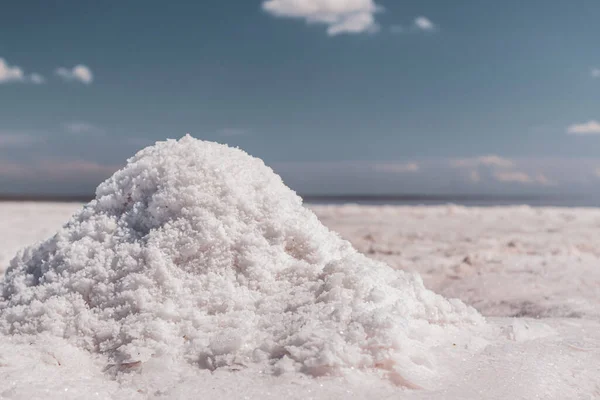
0 136 483 386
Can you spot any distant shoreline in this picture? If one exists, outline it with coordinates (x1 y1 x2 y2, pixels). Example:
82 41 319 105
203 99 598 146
303 194 600 208
1 193 597 207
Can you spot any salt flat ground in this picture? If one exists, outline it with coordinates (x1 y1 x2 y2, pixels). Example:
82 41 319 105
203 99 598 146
310 204 600 320
1 202 599 399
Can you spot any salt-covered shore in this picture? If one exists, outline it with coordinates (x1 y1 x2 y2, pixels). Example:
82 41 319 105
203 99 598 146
0 138 598 399
311 204 600 320
1 202 599 399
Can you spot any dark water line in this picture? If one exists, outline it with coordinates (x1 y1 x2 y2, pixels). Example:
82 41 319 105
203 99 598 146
303 194 600 208
1 193 599 208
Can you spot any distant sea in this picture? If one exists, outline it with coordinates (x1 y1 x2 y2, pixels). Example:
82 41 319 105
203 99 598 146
302 194 600 208
1 194 600 208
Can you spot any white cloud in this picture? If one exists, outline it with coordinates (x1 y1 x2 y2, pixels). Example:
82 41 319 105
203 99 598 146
413 16 436 32
262 0 381 36
451 155 514 169
55 65 94 84
567 120 600 135
0 133 41 148
0 58 24 83
0 58 45 84
63 121 103 135
591 68 600 78
373 162 419 173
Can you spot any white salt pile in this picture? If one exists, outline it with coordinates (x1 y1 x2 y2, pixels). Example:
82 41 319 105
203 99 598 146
0 135 483 387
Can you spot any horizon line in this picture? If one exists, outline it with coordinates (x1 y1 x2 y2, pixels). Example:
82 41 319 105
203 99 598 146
0 192 583 203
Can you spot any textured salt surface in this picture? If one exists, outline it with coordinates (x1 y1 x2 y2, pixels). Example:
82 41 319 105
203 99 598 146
312 204 600 319
2 203 600 398
0 136 482 387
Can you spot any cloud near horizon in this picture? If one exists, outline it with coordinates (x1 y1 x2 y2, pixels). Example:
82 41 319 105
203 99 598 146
262 0 381 36
372 162 419 173
451 155 514 169
493 171 554 186
494 171 532 184
0 153 590 195
567 120 600 135
451 155 556 186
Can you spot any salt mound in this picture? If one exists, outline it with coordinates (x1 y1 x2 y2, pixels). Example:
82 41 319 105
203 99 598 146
0 135 482 384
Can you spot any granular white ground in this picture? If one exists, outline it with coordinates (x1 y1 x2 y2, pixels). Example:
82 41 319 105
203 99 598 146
0 136 483 388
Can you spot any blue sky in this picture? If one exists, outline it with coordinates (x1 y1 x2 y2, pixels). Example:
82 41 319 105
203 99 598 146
1 0 600 195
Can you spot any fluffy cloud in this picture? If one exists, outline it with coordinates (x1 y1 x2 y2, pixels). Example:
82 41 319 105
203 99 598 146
566 120 600 135
451 155 514 169
413 16 436 32
0 58 96 85
55 65 94 84
0 58 45 84
591 68 600 78
373 162 419 173
262 0 380 36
